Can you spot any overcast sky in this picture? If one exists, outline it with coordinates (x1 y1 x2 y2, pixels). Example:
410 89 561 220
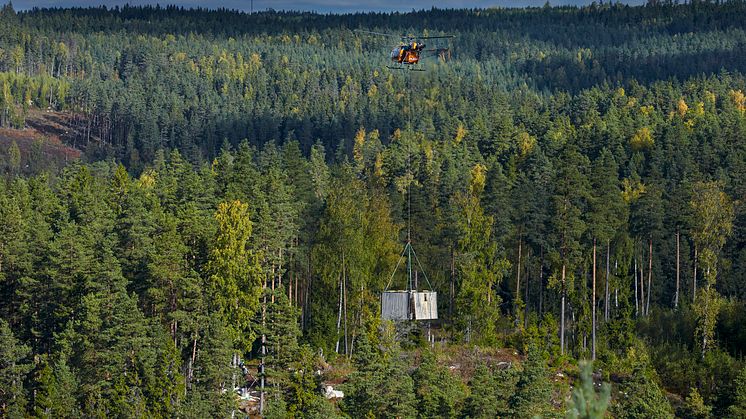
9 0 644 13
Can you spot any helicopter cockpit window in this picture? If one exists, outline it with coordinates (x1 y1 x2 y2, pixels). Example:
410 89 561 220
391 47 401 58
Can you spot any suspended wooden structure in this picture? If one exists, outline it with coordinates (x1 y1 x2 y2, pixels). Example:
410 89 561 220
381 241 438 321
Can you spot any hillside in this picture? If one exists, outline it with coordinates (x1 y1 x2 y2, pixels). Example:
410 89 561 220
1 2 746 418
0 110 82 174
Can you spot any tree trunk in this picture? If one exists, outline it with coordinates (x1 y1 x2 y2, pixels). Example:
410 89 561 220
539 246 544 317
343 260 349 356
592 239 597 361
187 333 198 392
693 245 698 303
260 277 267 416
303 252 312 330
335 254 343 353
271 265 275 304
278 248 283 289
639 247 645 317
449 246 455 318
516 236 522 327
647 238 652 316
560 263 566 355
675 230 680 309
701 280 709 360
524 249 530 330
605 240 610 322
634 256 639 316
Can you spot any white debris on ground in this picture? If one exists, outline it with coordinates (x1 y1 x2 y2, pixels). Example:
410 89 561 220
323 385 344 399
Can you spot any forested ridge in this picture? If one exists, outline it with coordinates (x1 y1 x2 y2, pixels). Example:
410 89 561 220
1 1 746 417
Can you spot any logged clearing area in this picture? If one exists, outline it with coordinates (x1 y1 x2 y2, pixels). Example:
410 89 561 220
0 110 81 170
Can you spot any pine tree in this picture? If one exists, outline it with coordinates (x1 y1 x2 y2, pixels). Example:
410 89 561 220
589 148 627 325
548 147 589 355
0 319 31 417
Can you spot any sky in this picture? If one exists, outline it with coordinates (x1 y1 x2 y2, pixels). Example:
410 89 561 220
9 0 644 13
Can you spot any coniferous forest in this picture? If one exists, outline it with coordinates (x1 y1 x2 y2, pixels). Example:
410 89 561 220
2 1 746 417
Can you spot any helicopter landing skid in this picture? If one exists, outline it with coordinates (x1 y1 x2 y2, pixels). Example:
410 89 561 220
387 66 425 71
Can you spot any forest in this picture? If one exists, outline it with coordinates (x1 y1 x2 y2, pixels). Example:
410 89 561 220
1 0 746 417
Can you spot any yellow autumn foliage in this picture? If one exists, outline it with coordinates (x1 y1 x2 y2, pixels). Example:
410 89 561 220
353 128 366 165
630 127 654 151
138 169 156 189
455 123 467 144
517 131 536 157
367 84 378 98
731 89 746 112
677 98 689 117
470 163 487 196
374 152 384 178
622 178 646 203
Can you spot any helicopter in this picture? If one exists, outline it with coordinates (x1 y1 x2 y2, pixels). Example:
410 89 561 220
355 30 455 71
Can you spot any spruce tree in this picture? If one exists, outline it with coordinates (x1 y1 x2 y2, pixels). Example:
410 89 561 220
464 363 498 419
509 344 552 418
412 351 467 418
567 361 610 419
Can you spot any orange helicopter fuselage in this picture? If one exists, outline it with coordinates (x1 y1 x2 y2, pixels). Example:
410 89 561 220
391 42 424 65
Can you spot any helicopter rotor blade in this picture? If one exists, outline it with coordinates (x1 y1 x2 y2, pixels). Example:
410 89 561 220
405 35 456 40
355 29 401 38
